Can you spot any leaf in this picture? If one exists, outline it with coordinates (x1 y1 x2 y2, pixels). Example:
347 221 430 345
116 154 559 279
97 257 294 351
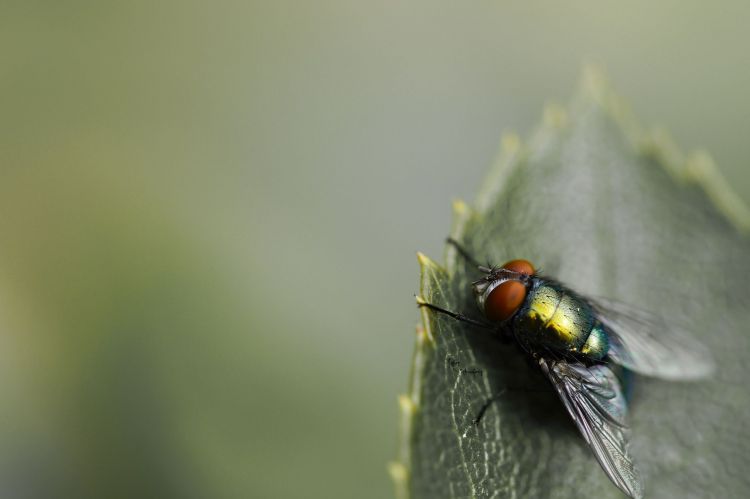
391 67 750 499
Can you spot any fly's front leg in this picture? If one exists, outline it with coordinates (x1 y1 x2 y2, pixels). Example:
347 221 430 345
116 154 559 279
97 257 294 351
416 296 496 331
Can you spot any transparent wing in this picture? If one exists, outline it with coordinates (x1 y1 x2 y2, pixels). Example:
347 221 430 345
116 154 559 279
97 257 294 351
540 359 643 499
590 297 714 380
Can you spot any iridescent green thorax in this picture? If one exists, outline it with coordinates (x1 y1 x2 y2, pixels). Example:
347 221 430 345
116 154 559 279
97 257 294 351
513 279 609 361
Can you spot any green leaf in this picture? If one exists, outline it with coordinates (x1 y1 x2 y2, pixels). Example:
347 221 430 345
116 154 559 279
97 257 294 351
392 67 750 499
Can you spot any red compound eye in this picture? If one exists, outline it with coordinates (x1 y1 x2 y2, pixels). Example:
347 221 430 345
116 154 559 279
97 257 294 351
501 259 535 276
484 281 526 321
483 259 535 322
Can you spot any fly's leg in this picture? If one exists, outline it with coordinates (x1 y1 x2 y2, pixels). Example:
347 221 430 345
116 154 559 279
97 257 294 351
465 383 554 435
416 298 495 331
416 298 515 343
446 237 493 273
461 392 506 437
472 392 503 426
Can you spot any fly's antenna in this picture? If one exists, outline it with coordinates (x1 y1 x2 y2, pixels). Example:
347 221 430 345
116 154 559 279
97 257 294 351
446 237 492 273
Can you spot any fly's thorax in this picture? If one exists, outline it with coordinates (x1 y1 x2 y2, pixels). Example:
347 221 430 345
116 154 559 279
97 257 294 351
513 280 594 351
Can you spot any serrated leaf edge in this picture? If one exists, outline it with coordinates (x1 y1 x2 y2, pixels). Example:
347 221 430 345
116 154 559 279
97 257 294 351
391 226 470 498
477 64 750 233
392 65 750 499
583 65 750 233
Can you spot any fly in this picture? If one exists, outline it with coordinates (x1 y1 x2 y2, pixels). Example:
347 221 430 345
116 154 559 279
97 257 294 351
418 238 714 499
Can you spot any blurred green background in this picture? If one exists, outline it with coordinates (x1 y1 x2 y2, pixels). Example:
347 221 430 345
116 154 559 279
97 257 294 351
1 1 749 498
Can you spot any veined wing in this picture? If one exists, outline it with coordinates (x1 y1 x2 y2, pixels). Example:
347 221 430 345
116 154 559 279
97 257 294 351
540 359 643 499
590 298 714 380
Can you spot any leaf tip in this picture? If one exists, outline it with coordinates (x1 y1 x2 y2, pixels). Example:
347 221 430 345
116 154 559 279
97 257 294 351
399 393 417 416
416 251 438 270
415 298 437 345
580 63 610 103
576 64 645 149
543 103 569 129
451 198 469 217
415 322 434 347
387 461 409 499
387 460 407 477
685 151 750 233
641 129 750 233
641 127 687 180
500 132 522 154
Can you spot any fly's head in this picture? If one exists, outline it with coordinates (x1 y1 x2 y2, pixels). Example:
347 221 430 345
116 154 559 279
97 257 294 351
473 259 535 322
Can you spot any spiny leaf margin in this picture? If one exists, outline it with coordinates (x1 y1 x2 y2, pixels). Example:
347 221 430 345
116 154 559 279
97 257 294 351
392 65 750 499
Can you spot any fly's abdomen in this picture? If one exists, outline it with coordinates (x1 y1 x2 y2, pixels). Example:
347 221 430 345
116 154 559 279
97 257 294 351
580 324 609 360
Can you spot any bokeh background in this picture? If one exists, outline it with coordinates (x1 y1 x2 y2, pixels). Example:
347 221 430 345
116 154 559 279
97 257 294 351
2 1 750 498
